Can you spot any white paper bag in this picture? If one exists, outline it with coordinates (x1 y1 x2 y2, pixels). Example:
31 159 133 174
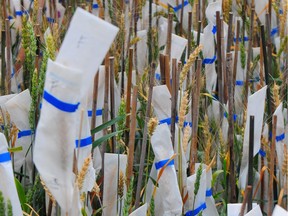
0 133 23 216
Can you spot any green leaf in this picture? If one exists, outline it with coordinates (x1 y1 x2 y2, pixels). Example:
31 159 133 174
212 170 224 187
14 178 28 212
90 114 126 135
92 130 123 150
8 146 23 153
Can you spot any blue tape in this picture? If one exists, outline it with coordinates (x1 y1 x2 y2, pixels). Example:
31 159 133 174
279 9 283 14
270 27 279 36
259 148 266 157
0 152 11 163
206 188 212 197
75 136 92 148
18 130 33 139
184 121 192 127
233 36 249 42
212 25 217 34
203 55 216 64
269 132 285 142
47 17 55 23
93 3 99 9
224 112 237 122
15 11 23 16
173 0 189 12
43 90 80 113
8 15 13 20
235 80 244 86
185 202 207 216
155 158 174 170
159 116 179 125
87 109 103 117
155 73 161 81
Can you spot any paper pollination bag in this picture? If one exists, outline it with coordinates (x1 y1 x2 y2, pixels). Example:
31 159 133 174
34 59 83 213
227 203 259 216
129 203 148 216
239 86 267 191
0 133 23 216
103 153 127 216
273 103 286 188
5 89 33 177
185 163 207 216
151 123 183 215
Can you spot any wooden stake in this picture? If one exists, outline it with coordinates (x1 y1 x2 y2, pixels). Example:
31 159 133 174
221 19 227 103
226 12 234 53
171 58 178 148
247 116 255 211
166 13 173 58
126 86 138 187
125 49 133 146
159 54 165 85
110 57 116 153
164 54 172 93
216 11 223 120
179 0 184 35
5 18 11 94
244 4 255 107
135 62 156 208
268 115 277 216
227 52 236 203
91 72 99 142
239 185 252 216
233 20 240 93
1 29 6 95
189 59 202 175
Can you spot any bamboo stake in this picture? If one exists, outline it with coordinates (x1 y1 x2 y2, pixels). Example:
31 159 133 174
186 12 192 86
247 116 254 211
233 20 240 93
244 4 255 107
5 18 11 94
166 13 173 58
135 62 156 208
164 54 172 93
268 115 277 216
227 52 236 203
1 29 5 95
196 20 201 46
239 185 252 216
171 58 178 148
201 0 205 30
126 86 138 187
216 11 223 121
91 72 99 142
221 19 227 103
110 57 116 153
189 59 202 175
160 54 165 84
226 12 233 53
125 49 133 146
241 0 246 41
179 0 184 35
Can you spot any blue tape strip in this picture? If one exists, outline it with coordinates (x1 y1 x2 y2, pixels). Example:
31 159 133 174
203 55 216 64
159 116 179 125
233 36 249 42
18 130 33 139
87 109 103 117
0 152 11 163
184 121 192 127
224 112 237 122
75 136 92 148
47 17 55 23
15 11 23 16
279 9 283 14
259 148 266 157
93 3 99 9
185 202 207 216
206 188 212 197
23 10 29 15
269 132 285 142
235 80 244 86
155 73 161 81
43 90 80 113
8 15 13 20
173 0 189 12
155 158 174 170
212 25 217 34
270 27 279 36
11 69 15 78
